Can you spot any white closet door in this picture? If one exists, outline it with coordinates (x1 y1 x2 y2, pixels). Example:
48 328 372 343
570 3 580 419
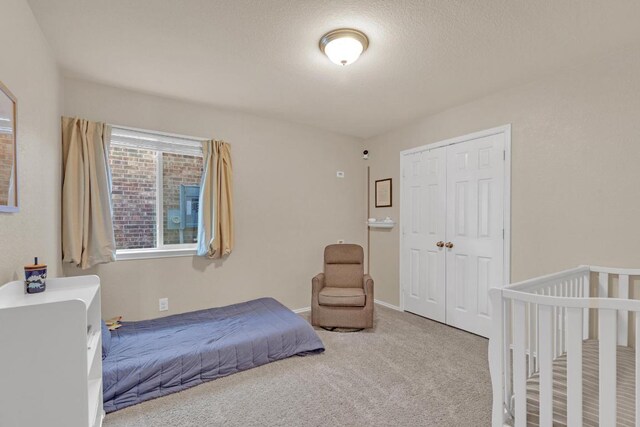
401 149 447 322
445 134 505 337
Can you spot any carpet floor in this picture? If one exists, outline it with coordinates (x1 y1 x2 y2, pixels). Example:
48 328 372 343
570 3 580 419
104 305 491 426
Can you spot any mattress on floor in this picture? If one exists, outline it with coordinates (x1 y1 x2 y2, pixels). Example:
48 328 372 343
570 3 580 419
526 339 635 426
103 297 324 413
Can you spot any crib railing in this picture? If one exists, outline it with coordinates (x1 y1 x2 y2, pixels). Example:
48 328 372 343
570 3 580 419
489 266 640 427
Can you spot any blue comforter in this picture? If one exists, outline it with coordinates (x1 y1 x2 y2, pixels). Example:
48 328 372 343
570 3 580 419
103 297 324 413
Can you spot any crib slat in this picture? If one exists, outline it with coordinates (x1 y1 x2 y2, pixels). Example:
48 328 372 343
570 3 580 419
633 311 640 427
599 272 609 297
528 302 537 376
503 299 513 411
635 312 640 427
569 277 575 297
527 304 532 377
578 275 583 297
618 274 629 346
599 309 617 426
559 281 566 354
583 273 590 340
555 284 562 358
567 307 583 427
538 305 554 427
514 300 527 427
527 303 535 377
533 290 544 372
552 284 559 358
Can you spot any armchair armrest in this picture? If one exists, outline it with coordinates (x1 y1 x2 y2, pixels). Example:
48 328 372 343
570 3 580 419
363 274 374 296
312 273 326 295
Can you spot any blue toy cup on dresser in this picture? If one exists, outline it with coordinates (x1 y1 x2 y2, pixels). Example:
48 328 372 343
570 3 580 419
24 257 47 294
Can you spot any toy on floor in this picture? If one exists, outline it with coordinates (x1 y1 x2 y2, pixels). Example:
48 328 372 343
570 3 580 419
106 316 122 330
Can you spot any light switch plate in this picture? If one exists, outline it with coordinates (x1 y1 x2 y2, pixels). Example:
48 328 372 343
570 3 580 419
159 298 169 312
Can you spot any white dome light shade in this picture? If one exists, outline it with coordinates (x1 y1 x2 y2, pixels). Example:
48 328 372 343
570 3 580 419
319 29 369 66
324 37 363 66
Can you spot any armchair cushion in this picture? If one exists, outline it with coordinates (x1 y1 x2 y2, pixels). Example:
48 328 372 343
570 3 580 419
324 244 364 288
318 287 365 307
325 264 363 288
324 244 363 264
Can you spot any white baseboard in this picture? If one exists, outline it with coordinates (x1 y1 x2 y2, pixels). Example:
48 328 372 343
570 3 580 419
374 299 402 311
294 301 402 313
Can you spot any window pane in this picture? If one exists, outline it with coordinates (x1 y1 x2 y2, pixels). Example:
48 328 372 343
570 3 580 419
162 152 203 246
110 146 157 250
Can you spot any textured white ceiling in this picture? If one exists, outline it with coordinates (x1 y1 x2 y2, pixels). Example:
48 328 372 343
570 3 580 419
27 0 640 138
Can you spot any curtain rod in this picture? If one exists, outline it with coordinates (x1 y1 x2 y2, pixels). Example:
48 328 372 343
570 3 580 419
110 123 209 142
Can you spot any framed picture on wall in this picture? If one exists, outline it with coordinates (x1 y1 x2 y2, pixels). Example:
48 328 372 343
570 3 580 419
0 80 17 213
375 178 392 207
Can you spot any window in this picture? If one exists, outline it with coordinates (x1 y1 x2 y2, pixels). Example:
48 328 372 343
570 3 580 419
109 127 204 259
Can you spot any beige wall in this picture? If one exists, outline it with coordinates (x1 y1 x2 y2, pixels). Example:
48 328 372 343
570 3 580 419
63 78 366 320
364 47 640 307
0 0 61 283
7 0 640 322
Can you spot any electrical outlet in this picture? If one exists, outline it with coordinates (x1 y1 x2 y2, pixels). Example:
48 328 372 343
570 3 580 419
337 239 345 244
336 171 344 178
159 298 169 312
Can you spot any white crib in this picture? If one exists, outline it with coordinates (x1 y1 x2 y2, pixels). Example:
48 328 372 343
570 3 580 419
489 265 640 427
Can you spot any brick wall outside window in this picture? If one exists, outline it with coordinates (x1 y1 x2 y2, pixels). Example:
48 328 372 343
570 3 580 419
110 146 157 250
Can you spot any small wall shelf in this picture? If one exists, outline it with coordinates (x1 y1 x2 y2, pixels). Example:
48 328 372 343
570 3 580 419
368 221 395 229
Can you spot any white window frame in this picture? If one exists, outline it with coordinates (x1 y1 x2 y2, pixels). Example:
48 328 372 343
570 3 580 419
109 125 206 261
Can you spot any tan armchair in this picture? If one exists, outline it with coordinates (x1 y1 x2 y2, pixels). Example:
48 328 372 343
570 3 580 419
311 244 374 329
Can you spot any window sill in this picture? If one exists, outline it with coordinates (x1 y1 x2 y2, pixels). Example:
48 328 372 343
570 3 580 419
116 247 197 261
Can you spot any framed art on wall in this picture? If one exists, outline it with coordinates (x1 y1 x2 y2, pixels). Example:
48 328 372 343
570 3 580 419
375 178 392 207
0 80 17 213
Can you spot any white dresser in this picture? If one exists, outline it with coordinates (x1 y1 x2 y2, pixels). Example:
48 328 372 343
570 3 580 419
0 275 104 427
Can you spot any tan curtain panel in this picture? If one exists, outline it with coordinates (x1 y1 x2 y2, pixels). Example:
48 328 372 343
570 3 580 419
61 117 116 269
197 140 234 258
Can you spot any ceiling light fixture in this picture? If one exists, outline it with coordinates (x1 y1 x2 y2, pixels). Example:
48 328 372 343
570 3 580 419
319 28 369 66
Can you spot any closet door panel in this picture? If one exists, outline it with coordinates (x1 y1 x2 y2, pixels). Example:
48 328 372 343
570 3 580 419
445 134 504 337
401 149 446 322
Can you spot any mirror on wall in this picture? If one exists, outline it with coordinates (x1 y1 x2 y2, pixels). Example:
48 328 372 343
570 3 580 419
0 81 17 212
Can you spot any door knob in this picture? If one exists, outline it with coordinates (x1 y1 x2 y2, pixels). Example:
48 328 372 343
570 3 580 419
445 242 454 248
436 241 444 248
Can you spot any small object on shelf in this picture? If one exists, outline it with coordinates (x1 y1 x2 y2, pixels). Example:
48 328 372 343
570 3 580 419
367 218 376 223
367 219 396 229
24 257 47 294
